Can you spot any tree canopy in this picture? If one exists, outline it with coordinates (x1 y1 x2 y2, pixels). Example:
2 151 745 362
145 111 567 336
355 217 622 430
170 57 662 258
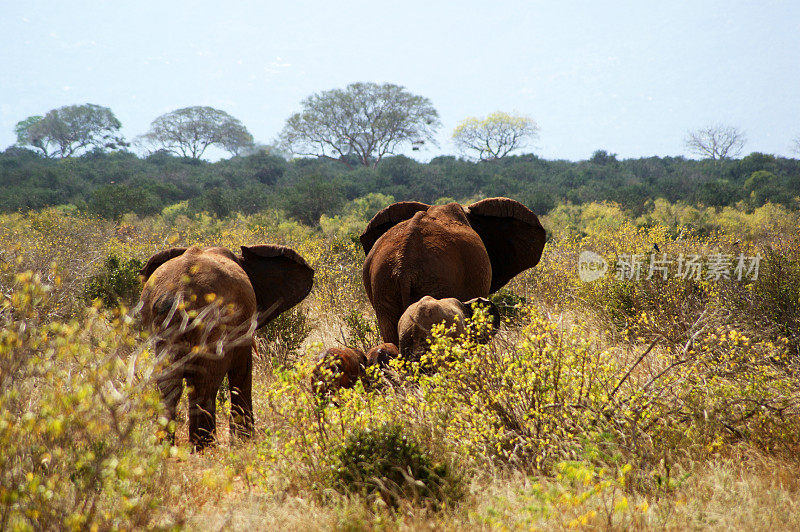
452 111 540 161
3 144 797 223
138 106 254 159
279 82 440 167
685 124 747 162
15 104 126 158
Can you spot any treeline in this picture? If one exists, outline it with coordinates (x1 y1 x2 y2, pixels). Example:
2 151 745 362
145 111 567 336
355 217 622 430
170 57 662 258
2 146 798 222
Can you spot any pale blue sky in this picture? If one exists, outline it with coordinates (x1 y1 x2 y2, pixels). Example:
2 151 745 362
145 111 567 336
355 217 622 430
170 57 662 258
1 0 798 161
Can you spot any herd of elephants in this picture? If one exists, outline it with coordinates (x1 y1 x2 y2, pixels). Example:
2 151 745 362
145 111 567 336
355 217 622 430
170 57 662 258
137 197 547 450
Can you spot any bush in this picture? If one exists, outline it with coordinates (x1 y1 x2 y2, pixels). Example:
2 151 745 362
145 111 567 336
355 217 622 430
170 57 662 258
633 327 800 458
188 187 233 218
0 272 177 529
86 185 161 220
343 309 381 352
720 241 800 357
414 304 800 475
84 254 144 308
283 174 346 225
415 307 617 470
333 423 460 508
489 287 527 324
256 307 312 368
590 274 709 347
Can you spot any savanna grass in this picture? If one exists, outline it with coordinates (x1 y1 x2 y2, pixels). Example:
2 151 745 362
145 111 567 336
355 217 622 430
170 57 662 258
2 201 799 528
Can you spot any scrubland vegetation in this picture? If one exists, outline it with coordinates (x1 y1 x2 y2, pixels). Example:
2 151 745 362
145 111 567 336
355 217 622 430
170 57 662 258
2 191 800 529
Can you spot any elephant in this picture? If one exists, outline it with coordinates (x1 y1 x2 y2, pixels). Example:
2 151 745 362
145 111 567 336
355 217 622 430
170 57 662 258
310 347 369 396
360 197 546 345
366 342 399 367
310 343 401 396
138 245 313 450
398 296 501 361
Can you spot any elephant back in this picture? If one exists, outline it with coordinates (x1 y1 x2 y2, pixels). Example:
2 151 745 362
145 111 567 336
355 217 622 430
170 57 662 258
360 201 430 255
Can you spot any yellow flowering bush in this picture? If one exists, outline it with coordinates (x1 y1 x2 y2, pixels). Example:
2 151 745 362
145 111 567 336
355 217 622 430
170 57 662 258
0 272 178 529
477 461 647 530
412 307 618 470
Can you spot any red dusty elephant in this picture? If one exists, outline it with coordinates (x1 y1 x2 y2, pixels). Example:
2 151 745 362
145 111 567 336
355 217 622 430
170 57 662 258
366 342 399 366
360 197 546 345
310 343 399 396
310 347 368 396
139 245 313 450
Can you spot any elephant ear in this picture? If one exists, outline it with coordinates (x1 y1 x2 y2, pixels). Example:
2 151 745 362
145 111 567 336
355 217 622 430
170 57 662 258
139 247 188 282
238 245 314 329
464 297 502 330
466 197 547 293
359 201 430 255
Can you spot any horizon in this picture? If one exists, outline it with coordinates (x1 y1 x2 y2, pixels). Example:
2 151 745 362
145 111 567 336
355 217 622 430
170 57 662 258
2 1 799 163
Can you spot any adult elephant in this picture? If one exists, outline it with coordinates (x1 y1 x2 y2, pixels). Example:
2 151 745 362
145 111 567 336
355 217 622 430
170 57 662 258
360 198 546 345
398 296 501 361
139 245 313 450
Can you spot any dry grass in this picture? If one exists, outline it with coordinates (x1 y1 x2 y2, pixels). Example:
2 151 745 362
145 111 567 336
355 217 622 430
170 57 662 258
2 203 800 530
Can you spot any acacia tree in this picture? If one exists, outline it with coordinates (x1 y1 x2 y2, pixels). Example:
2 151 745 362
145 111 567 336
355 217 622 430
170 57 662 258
279 82 440 168
684 124 746 162
15 104 126 158
452 111 540 161
138 106 253 159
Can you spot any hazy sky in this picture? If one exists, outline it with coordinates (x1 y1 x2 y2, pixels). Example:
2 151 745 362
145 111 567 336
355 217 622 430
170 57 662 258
1 0 798 161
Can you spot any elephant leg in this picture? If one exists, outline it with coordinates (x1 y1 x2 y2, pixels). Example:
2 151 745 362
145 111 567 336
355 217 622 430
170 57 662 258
156 372 183 446
377 313 400 346
187 379 217 451
227 345 253 441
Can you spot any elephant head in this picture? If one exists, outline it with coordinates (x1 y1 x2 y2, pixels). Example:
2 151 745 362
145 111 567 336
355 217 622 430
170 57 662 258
139 244 313 450
398 296 501 361
360 197 545 344
310 347 368 396
366 342 399 367
311 343 401 396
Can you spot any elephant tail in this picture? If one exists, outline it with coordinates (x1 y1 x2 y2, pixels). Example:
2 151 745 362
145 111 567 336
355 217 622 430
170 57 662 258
152 294 182 330
153 294 178 318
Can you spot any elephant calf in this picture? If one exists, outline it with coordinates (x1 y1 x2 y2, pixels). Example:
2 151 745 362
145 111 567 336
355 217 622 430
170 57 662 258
366 342 399 366
310 347 368 396
398 296 501 361
310 343 400 396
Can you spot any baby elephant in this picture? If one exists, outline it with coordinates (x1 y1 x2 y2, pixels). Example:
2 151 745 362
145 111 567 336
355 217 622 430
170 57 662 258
398 296 501 361
310 343 400 396
310 347 368 396
366 342 400 367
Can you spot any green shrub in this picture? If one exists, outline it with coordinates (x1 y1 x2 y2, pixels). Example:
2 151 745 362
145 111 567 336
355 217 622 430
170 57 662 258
257 307 312 368
489 287 527 323
333 423 460 508
84 254 144 308
0 272 177 529
86 185 161 220
343 309 381 352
